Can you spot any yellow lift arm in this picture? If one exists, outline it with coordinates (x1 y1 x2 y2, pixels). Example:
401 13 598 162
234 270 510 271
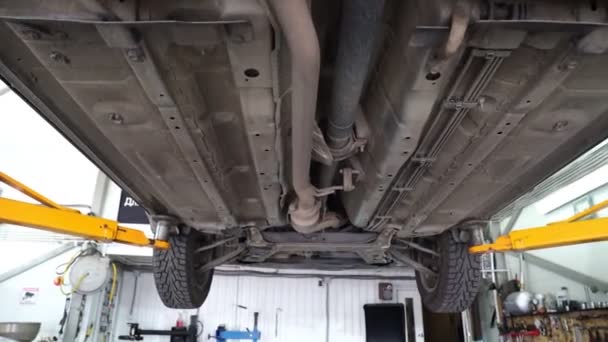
3 169 607 254
0 171 169 249
470 199 608 254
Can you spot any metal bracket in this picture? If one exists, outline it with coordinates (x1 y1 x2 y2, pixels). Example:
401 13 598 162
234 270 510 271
198 247 246 273
340 167 357 192
314 168 360 196
329 135 368 161
153 220 172 242
312 122 334 166
443 97 482 109
471 49 512 59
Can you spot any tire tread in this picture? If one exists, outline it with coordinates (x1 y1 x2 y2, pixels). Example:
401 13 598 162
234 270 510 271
153 234 213 309
417 231 481 313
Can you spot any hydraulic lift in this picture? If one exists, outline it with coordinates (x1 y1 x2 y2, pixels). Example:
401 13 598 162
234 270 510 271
2 170 608 254
0 171 169 249
469 199 608 254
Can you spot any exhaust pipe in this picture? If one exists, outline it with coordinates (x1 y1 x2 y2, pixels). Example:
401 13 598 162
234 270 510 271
269 0 322 230
319 0 385 189
326 0 385 150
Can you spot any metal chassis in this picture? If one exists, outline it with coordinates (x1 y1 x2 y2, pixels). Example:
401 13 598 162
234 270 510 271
245 227 397 264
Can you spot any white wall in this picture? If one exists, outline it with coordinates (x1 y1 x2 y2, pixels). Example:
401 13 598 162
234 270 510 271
0 88 98 206
502 159 608 301
328 278 422 341
0 84 104 341
0 242 80 341
113 271 423 342
507 254 608 302
0 85 99 243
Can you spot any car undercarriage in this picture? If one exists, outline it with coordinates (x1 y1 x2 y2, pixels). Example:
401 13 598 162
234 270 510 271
2 0 608 311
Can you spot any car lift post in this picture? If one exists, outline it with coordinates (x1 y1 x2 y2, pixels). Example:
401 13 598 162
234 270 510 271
470 199 608 254
0 171 169 249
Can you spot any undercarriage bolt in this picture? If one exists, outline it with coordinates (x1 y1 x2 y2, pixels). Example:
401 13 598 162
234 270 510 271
108 112 124 125
49 51 70 64
126 48 144 62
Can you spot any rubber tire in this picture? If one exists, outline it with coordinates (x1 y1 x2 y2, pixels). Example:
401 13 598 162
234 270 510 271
153 232 214 309
415 230 481 313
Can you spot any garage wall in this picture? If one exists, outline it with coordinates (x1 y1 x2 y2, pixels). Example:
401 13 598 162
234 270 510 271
0 88 98 207
503 163 608 301
113 271 423 342
0 87 99 244
328 278 422 341
505 204 608 301
0 84 110 341
509 260 608 302
0 242 81 341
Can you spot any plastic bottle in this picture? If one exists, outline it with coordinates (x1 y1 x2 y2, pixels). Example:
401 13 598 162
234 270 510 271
176 312 185 328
